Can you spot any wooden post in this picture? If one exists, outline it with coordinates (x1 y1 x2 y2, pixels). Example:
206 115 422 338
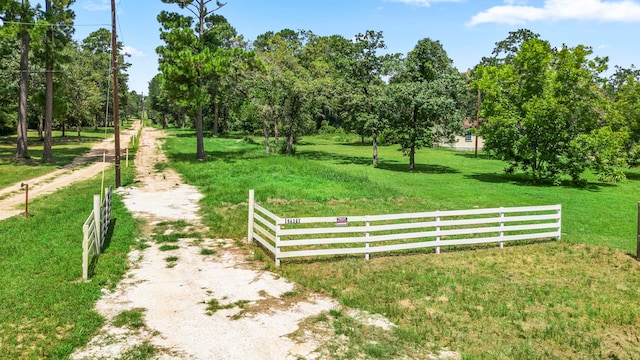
93 194 101 255
556 206 562 241
82 224 89 280
111 0 121 188
365 218 370 261
248 190 255 244
275 223 281 267
499 208 505 249
21 183 28 218
435 211 441 254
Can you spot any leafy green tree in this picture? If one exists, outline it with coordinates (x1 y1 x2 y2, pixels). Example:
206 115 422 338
0 5 20 136
148 73 170 128
59 41 100 138
389 38 466 169
476 37 621 183
157 0 229 161
251 29 319 155
81 28 130 128
336 30 396 166
36 0 75 162
2 0 37 158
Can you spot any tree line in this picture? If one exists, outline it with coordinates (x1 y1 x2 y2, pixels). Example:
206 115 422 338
149 1 640 184
0 0 141 162
2 1 639 184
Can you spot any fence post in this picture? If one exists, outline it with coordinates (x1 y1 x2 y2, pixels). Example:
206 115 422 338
499 208 505 249
365 217 370 261
637 203 640 261
275 223 281 267
82 225 90 280
557 205 562 241
435 211 441 254
93 194 101 255
126 148 129 168
102 187 111 250
248 190 255 244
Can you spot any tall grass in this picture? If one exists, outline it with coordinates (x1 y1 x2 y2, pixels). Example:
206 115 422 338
162 130 640 358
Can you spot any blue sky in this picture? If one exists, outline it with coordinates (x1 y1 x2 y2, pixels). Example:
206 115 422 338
70 0 640 94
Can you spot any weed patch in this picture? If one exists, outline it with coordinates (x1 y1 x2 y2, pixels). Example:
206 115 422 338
113 309 146 329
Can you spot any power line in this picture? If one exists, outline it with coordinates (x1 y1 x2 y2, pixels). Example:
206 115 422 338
1 21 109 27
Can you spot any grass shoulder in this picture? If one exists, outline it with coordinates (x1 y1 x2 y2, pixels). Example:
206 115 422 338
0 163 138 359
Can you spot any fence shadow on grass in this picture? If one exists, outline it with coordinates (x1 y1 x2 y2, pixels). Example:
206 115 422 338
102 218 117 253
87 218 117 279
272 238 558 267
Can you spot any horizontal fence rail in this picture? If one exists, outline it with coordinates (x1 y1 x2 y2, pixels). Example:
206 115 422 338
82 187 112 280
247 190 562 266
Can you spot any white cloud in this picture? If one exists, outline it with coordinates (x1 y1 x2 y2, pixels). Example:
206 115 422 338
123 46 144 57
83 0 120 12
469 0 640 26
386 0 463 7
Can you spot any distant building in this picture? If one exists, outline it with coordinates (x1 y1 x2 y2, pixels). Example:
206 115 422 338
434 119 484 152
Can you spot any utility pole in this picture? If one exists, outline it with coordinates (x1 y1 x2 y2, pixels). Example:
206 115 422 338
111 0 121 187
141 92 145 119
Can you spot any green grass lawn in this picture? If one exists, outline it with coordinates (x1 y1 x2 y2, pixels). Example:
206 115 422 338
162 130 640 359
0 133 140 359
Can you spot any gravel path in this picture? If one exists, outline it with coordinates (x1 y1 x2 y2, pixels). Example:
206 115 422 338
71 126 342 359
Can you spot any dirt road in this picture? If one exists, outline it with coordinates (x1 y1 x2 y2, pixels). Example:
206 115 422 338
0 121 142 221
71 126 344 359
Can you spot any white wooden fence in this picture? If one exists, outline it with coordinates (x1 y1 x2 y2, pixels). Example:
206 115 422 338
247 190 562 266
82 187 112 280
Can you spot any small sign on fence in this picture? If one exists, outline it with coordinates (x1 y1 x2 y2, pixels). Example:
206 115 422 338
285 218 301 224
336 217 348 226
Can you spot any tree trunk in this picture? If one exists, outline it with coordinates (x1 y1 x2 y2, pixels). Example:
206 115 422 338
273 114 280 151
77 119 82 140
162 113 167 129
61 120 65 137
196 105 206 161
261 119 271 155
286 125 295 155
212 101 219 135
410 105 417 170
16 26 29 159
409 146 415 170
43 0 54 163
372 129 378 167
